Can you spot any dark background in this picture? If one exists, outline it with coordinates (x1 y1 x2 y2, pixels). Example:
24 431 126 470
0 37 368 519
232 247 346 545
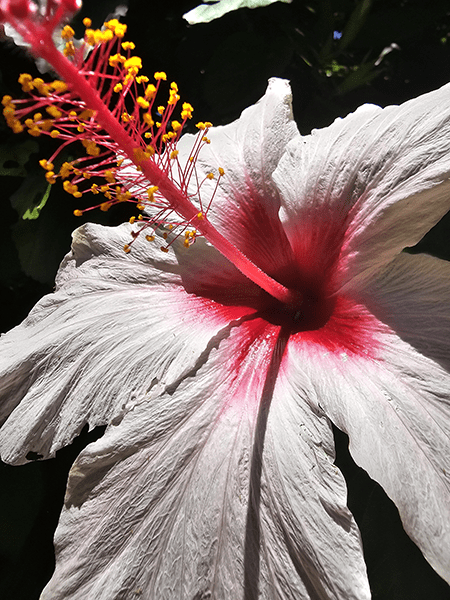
1 0 450 598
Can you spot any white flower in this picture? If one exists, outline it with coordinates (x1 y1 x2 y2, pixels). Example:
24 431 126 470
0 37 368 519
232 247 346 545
1 78 449 599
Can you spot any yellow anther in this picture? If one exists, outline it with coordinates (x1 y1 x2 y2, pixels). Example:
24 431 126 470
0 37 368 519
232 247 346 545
160 246 169 253
33 113 43 122
204 121 212 128
45 171 56 184
218 167 225 176
168 90 179 105
170 82 178 92
60 164 73 177
109 54 126 68
162 132 176 143
145 144 155 156
183 239 190 248
27 127 41 136
3 106 15 118
133 147 151 163
63 41 76 56
51 80 68 93
121 41 135 50
100 184 109 193
146 185 158 200
33 78 50 96
197 212 204 220
137 96 149 109
154 72 167 81
124 244 131 253
146 235 155 242
77 124 85 133
171 120 182 132
143 113 154 127
50 130 61 138
136 76 149 84
83 17 92 27
84 29 96 45
121 112 133 123
144 84 157 100
206 173 214 180
59 162 73 178
104 19 119 30
18 73 33 92
112 22 127 38
202 136 211 144
124 56 142 72
129 216 136 224
74 209 83 217
100 202 111 211
61 25 75 40
104 170 116 183
11 121 24 133
79 109 94 120
81 139 100 156
46 105 62 119
136 203 145 210
117 189 132 201
2 95 13 106
40 120 53 131
117 159 124 167
39 159 54 171
91 183 99 194
157 106 165 115
196 122 206 130
181 102 194 119
101 29 114 43
69 111 77 120
114 83 123 93
170 150 179 160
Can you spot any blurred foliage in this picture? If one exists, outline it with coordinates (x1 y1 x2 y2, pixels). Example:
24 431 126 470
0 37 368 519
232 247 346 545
0 0 450 599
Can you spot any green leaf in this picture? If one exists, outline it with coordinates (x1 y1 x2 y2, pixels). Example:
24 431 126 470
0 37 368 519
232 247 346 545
183 0 292 25
10 173 51 220
0 140 38 177
22 183 52 220
338 0 373 53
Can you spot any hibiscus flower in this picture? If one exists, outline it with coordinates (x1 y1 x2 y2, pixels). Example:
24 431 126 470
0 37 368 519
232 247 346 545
1 3 450 599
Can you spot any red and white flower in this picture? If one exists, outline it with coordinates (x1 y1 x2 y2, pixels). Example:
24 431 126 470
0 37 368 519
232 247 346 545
0 2 449 598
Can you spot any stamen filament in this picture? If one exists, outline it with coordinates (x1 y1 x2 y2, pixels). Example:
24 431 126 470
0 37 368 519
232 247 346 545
11 25 300 306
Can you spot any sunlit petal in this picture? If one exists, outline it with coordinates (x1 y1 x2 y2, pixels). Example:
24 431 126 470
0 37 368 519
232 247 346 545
41 322 370 599
273 83 450 289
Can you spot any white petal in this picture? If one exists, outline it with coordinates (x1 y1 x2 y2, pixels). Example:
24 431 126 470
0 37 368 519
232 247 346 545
361 251 450 371
175 78 299 275
273 83 450 290
286 329 450 583
40 321 369 600
0 222 254 464
183 0 292 25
